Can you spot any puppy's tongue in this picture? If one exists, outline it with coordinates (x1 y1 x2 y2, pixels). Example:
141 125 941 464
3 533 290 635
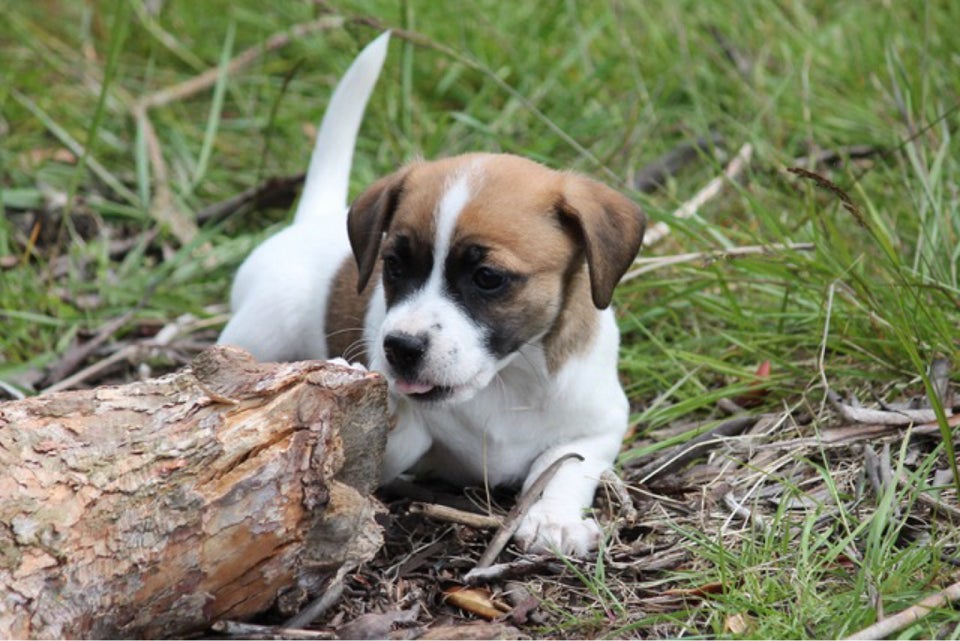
394 380 436 395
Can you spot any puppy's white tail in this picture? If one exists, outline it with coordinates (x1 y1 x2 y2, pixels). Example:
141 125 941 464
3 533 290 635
293 31 390 226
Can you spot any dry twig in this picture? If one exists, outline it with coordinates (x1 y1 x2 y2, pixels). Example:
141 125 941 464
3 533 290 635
40 313 205 394
283 569 347 630
642 142 753 247
827 390 952 425
844 579 960 640
466 453 583 578
210 620 334 640
409 502 502 529
722 491 769 530
600 469 639 525
622 242 814 282
463 558 566 585
629 415 759 483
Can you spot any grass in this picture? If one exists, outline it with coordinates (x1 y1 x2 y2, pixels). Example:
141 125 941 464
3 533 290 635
2 0 959 638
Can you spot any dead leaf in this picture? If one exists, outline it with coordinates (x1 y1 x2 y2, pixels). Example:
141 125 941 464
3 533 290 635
725 612 754 634
20 147 77 168
733 360 772 408
663 581 725 598
442 586 510 621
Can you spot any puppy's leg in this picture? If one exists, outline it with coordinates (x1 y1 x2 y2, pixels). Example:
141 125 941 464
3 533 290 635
514 432 623 556
380 417 433 485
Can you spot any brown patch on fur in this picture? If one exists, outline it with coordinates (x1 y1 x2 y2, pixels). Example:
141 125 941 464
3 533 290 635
325 257 379 365
543 263 599 374
557 176 646 309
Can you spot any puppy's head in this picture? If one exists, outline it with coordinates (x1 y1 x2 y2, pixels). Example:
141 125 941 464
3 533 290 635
348 153 645 404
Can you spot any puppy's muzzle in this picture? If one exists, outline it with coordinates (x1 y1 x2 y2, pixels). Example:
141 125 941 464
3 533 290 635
383 331 428 377
383 331 455 401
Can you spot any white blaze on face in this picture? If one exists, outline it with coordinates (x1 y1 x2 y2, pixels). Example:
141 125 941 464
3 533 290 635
428 171 473 291
376 164 503 402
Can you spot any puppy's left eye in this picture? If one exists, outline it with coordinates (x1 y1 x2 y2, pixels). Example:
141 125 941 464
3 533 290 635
473 267 507 293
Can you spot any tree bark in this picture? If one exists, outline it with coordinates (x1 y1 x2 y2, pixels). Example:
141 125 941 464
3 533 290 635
0 346 389 639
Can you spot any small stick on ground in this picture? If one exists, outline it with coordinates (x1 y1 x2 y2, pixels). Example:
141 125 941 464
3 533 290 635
898 472 960 521
466 453 584 577
723 492 768 530
768 415 960 450
844 579 960 640
210 620 335 640
409 503 502 529
41 283 158 388
136 17 345 112
600 469 639 525
930 358 953 409
622 242 815 282
827 389 951 425
41 313 199 394
642 142 753 248
463 558 567 585
41 310 136 387
503 581 544 625
863 445 883 498
283 569 348 630
629 415 759 483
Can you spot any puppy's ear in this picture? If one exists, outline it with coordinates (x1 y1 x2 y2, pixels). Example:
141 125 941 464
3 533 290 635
347 169 410 293
557 177 646 309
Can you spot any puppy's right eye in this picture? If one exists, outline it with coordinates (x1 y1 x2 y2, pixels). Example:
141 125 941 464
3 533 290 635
383 254 403 281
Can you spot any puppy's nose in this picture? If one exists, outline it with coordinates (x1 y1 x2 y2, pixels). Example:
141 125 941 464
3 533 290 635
383 332 428 374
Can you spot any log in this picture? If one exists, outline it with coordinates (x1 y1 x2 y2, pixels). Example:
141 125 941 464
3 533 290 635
0 346 389 639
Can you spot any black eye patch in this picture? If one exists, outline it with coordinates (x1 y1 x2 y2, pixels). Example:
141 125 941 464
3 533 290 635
444 243 531 359
382 234 432 305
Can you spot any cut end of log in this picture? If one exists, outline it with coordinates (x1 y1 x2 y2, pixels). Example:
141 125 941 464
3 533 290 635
0 346 390 639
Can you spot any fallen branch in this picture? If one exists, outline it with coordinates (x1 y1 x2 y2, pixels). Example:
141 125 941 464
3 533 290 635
40 283 161 389
0 346 388 638
844 579 960 640
753 414 960 453
723 492 769 530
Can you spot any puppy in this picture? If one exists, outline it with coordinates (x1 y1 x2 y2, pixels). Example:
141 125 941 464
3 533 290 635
220 33 646 556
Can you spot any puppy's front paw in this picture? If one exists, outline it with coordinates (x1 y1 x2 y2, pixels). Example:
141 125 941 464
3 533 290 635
514 500 602 557
326 357 368 372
